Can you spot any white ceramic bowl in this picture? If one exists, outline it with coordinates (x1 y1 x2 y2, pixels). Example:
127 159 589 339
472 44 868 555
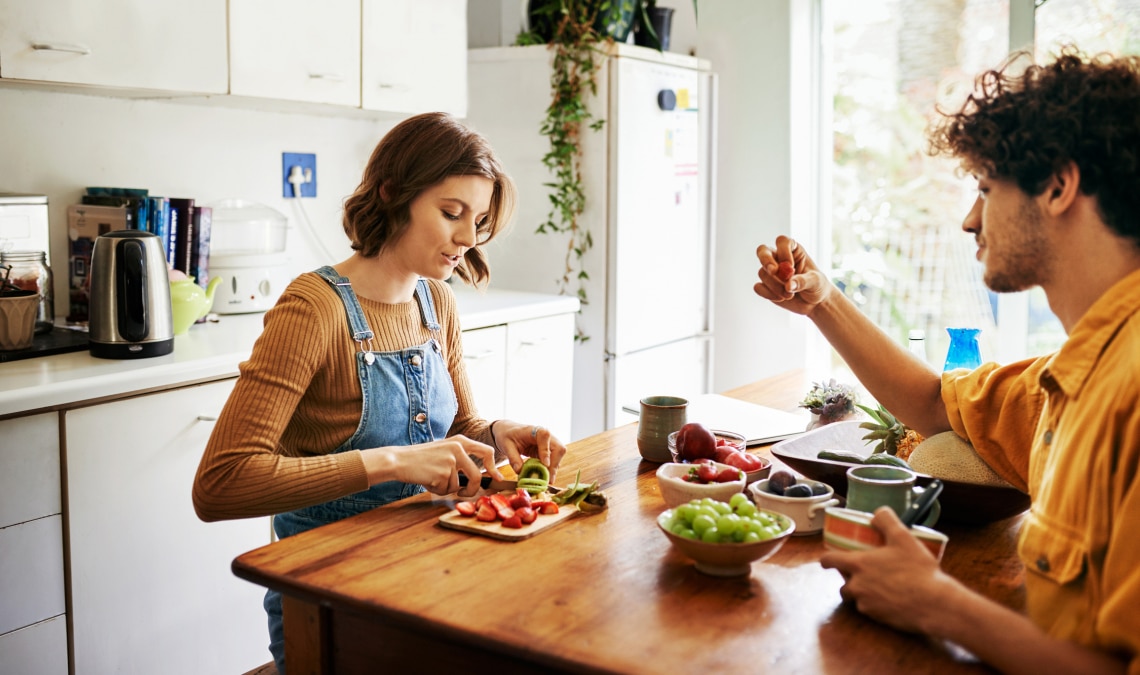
655 461 747 508
657 507 795 576
748 478 840 536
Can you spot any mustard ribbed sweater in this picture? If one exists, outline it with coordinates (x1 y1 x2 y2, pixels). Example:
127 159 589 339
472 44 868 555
192 272 490 521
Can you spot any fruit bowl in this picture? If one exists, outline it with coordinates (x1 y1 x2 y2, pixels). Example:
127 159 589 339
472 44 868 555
657 504 795 576
769 420 1030 525
656 462 746 508
668 429 771 484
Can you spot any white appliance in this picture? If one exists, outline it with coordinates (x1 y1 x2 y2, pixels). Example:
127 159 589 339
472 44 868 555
466 44 717 440
206 199 291 314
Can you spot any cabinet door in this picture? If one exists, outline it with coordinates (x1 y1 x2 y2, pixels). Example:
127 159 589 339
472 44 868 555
362 0 468 115
0 516 65 636
229 0 361 106
0 0 227 93
65 380 272 675
0 413 60 528
461 324 507 422
0 616 68 675
505 313 575 441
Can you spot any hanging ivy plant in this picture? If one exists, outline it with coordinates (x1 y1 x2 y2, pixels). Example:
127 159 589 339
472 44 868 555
517 1 636 340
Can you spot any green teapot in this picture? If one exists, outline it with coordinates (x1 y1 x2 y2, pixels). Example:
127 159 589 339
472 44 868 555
170 276 221 335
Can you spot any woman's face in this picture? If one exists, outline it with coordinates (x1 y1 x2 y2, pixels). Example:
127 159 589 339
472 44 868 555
387 175 494 281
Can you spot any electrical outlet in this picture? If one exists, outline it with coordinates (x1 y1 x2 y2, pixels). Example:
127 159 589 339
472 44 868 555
282 152 317 198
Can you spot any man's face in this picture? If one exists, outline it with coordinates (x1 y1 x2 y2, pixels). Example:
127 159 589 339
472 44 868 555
962 176 1054 293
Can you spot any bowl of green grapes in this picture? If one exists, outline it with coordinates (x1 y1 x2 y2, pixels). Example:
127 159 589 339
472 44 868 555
657 494 796 576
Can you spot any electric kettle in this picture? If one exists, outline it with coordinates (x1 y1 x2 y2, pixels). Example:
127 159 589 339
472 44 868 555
88 230 175 359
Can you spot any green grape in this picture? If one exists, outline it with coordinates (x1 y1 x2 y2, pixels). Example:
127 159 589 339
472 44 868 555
715 514 741 536
676 503 699 522
691 514 717 536
711 501 732 516
729 493 750 510
742 530 762 543
734 501 758 518
675 526 697 540
700 526 721 543
696 506 721 522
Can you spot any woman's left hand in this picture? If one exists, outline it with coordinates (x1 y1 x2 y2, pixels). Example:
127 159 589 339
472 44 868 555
491 420 567 483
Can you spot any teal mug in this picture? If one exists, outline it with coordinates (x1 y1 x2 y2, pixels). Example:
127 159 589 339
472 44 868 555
845 465 940 527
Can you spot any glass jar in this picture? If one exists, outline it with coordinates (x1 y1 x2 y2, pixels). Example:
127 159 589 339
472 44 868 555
0 250 54 334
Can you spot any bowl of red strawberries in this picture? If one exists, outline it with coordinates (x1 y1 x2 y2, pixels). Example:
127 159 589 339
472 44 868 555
668 423 771 485
656 460 747 508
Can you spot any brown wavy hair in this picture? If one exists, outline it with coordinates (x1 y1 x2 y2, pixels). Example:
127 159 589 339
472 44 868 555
928 47 1140 243
342 112 516 286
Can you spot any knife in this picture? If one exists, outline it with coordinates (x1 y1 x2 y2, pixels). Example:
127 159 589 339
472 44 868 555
458 473 518 492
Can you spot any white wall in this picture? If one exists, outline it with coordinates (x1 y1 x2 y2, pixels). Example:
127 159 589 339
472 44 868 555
0 86 390 311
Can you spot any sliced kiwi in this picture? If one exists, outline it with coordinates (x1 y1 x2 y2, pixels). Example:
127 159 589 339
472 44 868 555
517 458 550 494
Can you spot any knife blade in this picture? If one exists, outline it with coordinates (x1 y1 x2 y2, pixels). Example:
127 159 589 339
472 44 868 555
458 473 519 492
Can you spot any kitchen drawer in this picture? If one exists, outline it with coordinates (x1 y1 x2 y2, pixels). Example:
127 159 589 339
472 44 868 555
0 615 68 675
0 413 60 528
0 516 65 635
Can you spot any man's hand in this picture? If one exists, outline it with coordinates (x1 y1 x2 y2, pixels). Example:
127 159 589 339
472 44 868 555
754 235 833 315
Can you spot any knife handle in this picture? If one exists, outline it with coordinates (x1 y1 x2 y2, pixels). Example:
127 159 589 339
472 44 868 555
457 474 493 489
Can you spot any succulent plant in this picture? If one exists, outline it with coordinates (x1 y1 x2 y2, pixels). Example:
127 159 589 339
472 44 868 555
799 379 860 424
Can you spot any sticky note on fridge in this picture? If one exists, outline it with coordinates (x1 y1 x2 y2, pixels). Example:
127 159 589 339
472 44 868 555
676 88 692 109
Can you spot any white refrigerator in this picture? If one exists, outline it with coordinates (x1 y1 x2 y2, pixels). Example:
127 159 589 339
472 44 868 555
466 44 717 440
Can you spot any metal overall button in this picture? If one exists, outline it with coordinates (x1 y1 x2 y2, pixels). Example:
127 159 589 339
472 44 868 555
410 353 422 367
364 352 375 365
414 412 427 423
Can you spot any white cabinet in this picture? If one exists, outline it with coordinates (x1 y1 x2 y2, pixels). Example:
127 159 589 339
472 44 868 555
0 413 66 675
462 324 508 422
64 379 271 675
0 0 227 94
229 0 361 106
362 0 468 116
461 313 575 441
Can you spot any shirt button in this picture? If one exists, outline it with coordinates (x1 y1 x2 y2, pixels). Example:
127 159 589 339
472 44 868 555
415 412 427 423
410 354 422 366
1043 430 1053 445
1036 556 1051 573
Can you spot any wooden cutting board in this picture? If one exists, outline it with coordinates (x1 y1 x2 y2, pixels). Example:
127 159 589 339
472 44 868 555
438 503 579 541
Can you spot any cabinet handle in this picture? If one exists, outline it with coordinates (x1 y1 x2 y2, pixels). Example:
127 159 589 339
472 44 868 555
308 72 344 82
31 42 92 55
519 338 549 347
374 83 411 92
463 350 498 361
196 415 219 422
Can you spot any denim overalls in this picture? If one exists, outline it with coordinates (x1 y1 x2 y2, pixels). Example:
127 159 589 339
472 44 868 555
263 266 458 672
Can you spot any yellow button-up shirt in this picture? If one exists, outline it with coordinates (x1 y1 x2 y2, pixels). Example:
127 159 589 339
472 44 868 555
942 268 1140 673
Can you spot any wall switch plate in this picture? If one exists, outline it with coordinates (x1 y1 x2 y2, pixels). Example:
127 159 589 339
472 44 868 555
282 152 317 198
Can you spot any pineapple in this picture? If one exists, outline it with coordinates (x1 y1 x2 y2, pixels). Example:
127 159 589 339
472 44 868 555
856 403 925 461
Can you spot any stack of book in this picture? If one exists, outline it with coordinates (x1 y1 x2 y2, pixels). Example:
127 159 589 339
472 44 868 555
67 187 212 323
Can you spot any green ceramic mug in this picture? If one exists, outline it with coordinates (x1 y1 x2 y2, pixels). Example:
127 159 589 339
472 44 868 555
845 465 940 527
637 395 688 462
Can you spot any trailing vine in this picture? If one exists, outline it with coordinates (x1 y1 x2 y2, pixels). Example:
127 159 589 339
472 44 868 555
518 2 634 340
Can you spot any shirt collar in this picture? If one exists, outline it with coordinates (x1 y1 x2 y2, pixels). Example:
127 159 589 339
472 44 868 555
1043 267 1140 398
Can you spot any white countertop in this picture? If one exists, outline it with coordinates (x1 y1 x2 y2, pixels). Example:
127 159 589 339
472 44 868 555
0 286 578 418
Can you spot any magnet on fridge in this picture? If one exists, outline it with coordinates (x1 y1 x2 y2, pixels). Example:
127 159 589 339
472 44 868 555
676 88 692 110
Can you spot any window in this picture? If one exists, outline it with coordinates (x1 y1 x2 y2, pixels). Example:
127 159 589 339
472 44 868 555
823 0 1140 371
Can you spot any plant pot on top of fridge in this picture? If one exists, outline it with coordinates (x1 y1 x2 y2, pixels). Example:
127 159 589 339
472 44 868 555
633 0 675 51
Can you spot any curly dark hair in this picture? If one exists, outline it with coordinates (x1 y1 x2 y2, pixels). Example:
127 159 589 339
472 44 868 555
342 112 516 286
928 47 1140 243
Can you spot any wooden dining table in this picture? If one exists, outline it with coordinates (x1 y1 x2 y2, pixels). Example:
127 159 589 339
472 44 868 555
232 370 1028 674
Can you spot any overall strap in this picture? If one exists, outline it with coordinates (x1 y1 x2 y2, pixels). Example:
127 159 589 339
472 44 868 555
413 278 442 331
313 265 375 348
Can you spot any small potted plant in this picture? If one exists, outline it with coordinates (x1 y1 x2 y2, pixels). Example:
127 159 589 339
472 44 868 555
799 379 860 429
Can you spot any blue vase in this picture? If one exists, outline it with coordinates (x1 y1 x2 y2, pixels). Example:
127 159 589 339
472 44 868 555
944 327 982 371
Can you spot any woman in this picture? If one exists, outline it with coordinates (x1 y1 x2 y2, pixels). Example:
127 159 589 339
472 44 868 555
193 112 568 672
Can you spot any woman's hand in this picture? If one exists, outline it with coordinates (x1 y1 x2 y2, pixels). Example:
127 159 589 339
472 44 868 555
491 420 567 484
361 435 502 498
754 235 833 316
818 507 955 634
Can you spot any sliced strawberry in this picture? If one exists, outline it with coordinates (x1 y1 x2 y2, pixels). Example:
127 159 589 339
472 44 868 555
697 463 720 483
715 467 743 483
475 503 498 522
509 488 532 510
501 514 523 529
777 261 795 282
517 506 537 525
476 495 494 511
532 501 559 515
455 501 477 517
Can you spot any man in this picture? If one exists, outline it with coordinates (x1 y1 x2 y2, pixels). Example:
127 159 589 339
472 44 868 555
753 48 1140 675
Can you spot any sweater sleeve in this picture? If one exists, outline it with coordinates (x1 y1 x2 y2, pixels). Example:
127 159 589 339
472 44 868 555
192 276 370 521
